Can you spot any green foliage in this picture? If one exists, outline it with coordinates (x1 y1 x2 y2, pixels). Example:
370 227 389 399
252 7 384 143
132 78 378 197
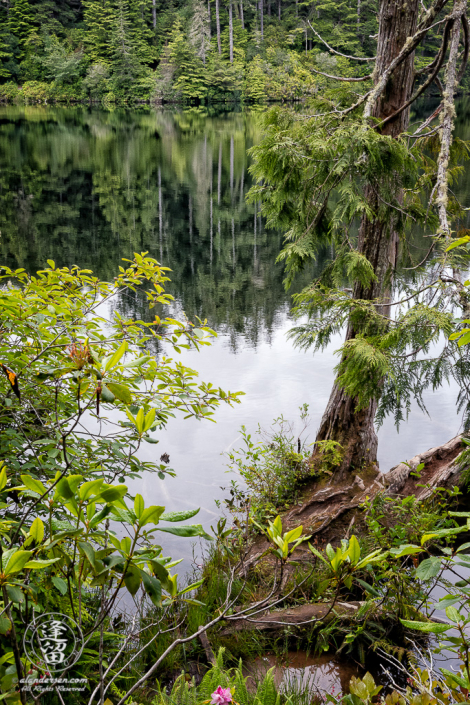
0 254 242 701
8 0 36 56
225 405 315 520
41 35 84 86
152 648 279 705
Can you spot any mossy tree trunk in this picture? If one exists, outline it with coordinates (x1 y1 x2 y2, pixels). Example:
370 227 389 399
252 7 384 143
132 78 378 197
315 0 419 476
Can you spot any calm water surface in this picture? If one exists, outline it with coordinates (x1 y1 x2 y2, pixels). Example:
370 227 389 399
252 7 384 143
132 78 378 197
0 104 466 569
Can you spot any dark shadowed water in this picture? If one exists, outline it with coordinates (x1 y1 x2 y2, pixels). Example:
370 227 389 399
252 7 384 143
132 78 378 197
0 103 467 573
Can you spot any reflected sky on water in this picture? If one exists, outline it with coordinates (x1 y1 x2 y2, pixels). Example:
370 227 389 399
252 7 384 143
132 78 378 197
0 103 465 567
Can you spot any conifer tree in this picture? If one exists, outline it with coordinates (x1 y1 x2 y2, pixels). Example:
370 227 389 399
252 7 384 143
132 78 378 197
8 0 35 56
251 0 470 476
111 0 147 94
189 0 211 65
83 0 116 65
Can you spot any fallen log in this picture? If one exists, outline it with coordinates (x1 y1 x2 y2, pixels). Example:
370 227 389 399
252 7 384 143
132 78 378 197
220 601 365 635
386 435 463 496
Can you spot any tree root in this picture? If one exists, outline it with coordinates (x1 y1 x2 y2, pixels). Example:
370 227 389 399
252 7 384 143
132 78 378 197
239 434 466 577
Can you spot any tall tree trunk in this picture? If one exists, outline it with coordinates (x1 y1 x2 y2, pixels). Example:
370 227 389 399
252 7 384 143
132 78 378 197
215 0 222 54
229 0 233 63
208 0 211 40
357 0 361 42
152 0 156 29
315 0 419 477
240 0 245 28
260 0 263 38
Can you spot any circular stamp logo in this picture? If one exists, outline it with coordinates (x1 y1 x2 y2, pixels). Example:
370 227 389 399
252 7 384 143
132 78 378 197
23 612 84 673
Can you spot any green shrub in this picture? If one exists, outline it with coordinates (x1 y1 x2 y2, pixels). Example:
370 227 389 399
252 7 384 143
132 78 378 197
0 81 19 101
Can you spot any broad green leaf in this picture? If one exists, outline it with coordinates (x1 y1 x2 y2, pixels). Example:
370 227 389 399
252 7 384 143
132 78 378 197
389 544 422 557
177 579 204 596
140 506 165 526
348 535 361 564
96 486 127 503
100 385 115 403
90 505 113 528
0 465 7 492
104 341 128 372
24 558 60 569
446 235 470 251
149 560 171 589
441 668 470 689
446 605 462 623
140 571 162 607
157 524 212 539
51 576 67 595
5 585 23 604
416 557 442 580
124 566 141 596
79 479 103 501
135 408 145 434
20 475 46 496
5 550 33 575
143 408 156 433
107 383 132 404
78 542 96 569
325 543 335 561
120 537 131 554
134 494 144 519
272 515 283 536
122 355 152 369
400 619 450 634
0 616 11 635
355 578 381 596
159 508 200 522
284 525 303 544
55 478 74 500
421 526 466 544
29 518 45 544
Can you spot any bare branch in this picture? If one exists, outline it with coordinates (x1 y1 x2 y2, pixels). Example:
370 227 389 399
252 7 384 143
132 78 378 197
364 0 454 121
307 20 376 61
310 66 372 81
377 20 452 129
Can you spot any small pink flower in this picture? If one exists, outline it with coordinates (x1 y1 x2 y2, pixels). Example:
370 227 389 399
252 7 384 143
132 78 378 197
211 686 233 705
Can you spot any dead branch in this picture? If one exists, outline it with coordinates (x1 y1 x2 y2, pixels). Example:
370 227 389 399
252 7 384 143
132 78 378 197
310 66 372 82
378 20 452 129
363 0 454 122
307 20 376 61
457 12 469 80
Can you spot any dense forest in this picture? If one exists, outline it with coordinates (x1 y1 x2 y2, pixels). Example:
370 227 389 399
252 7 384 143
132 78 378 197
0 0 384 102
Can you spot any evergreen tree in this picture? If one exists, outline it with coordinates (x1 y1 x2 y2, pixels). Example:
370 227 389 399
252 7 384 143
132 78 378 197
0 21 20 81
83 0 116 65
189 0 211 65
110 0 147 94
8 0 36 57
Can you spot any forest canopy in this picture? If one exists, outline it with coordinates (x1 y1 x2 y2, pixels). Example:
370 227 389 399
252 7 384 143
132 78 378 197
0 0 382 102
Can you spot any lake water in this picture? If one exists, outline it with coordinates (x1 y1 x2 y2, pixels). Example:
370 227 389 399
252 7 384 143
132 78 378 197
0 103 467 570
